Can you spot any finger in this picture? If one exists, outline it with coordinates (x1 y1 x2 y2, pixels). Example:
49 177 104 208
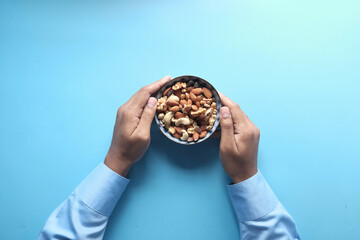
219 107 236 148
134 97 157 136
129 75 171 110
218 92 247 132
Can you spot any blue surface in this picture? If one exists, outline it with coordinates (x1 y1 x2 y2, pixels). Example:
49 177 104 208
0 1 359 239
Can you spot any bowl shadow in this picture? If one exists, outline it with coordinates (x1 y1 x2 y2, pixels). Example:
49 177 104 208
149 121 220 169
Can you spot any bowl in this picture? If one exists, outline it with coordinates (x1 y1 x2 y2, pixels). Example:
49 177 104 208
155 75 221 145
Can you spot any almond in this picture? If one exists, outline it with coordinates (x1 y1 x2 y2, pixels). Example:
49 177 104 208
163 87 171 96
202 87 212 98
187 86 194 92
191 88 202 95
196 101 201 108
193 131 199 141
173 132 181 139
196 95 202 101
185 93 190 100
180 99 187 107
174 126 182 135
191 105 198 111
170 106 180 112
199 130 207 138
195 126 202 133
189 92 197 102
187 99 192 106
167 100 179 107
175 112 185 119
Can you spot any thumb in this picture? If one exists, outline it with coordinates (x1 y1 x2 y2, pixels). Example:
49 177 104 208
136 97 157 134
219 107 235 147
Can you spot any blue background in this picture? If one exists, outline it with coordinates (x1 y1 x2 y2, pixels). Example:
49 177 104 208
1 1 359 239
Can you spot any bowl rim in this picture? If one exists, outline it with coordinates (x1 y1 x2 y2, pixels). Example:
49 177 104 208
154 75 222 145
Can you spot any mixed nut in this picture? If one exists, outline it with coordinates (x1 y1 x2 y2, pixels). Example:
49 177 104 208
157 80 217 142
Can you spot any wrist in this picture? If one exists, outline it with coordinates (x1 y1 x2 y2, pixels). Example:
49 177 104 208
104 152 133 177
230 167 258 184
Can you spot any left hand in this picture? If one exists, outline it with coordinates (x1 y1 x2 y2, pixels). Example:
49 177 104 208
104 76 171 177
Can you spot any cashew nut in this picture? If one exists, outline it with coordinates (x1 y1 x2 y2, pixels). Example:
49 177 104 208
175 117 191 126
180 129 189 141
168 126 175 135
187 127 195 134
163 112 174 129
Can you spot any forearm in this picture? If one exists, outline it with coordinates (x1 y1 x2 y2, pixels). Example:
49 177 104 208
38 163 129 240
227 171 300 240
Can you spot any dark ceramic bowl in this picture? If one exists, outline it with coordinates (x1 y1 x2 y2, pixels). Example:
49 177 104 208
155 75 221 145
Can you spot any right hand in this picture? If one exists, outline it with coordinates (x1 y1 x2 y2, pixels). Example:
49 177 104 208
105 76 171 177
218 93 260 184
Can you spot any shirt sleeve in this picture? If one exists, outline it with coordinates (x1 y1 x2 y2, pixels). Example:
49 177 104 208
37 162 129 240
227 171 301 240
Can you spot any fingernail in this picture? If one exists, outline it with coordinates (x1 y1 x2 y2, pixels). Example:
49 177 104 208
147 97 157 107
220 107 230 118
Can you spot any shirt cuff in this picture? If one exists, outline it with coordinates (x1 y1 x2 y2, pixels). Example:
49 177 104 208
227 170 278 221
74 162 130 217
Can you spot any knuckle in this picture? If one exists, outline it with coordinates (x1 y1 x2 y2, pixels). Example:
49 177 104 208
117 106 124 116
230 102 240 109
134 133 149 143
242 128 253 138
254 126 260 137
140 86 150 94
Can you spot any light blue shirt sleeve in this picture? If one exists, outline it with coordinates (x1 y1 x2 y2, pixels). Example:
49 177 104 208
227 170 301 240
38 162 129 240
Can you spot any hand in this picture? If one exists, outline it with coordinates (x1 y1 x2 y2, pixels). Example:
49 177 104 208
218 93 260 184
104 76 171 177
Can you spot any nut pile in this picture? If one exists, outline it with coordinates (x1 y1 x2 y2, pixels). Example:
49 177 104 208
157 80 217 142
